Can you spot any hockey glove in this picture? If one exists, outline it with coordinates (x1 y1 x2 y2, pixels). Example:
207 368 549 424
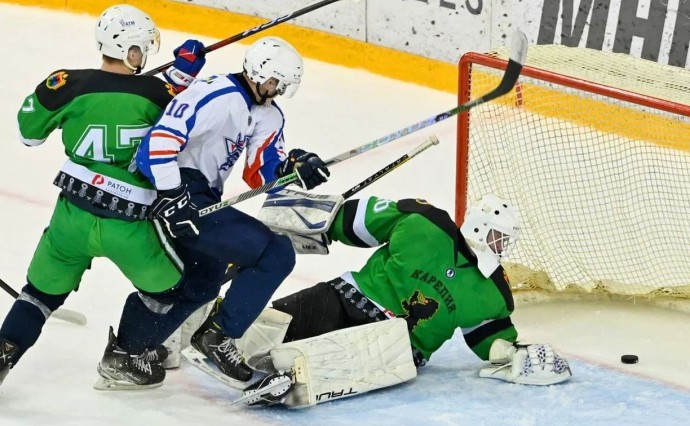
478 339 572 385
163 39 206 91
277 149 330 190
150 184 200 239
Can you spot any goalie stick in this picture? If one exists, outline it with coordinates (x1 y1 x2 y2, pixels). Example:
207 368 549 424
197 30 528 217
342 135 439 199
144 0 344 77
0 277 87 326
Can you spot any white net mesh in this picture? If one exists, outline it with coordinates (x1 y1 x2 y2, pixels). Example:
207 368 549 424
460 45 690 304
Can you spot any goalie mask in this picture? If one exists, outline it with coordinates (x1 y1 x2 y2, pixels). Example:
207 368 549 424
244 36 303 98
460 194 520 278
95 5 161 73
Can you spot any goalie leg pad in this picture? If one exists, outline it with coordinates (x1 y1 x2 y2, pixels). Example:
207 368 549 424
159 301 215 369
235 307 293 371
269 318 417 408
161 327 181 369
181 301 215 349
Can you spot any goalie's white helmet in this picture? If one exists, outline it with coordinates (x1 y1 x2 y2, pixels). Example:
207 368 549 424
460 194 520 278
244 36 303 98
95 5 160 71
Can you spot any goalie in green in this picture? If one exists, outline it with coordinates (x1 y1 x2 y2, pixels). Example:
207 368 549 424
195 191 572 407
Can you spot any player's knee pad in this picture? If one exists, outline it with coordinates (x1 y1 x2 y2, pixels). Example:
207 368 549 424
269 318 417 408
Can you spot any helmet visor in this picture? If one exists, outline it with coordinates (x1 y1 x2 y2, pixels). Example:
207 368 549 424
143 29 161 55
276 79 299 98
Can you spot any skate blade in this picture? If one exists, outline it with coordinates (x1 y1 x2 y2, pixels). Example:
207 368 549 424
181 346 248 390
232 375 292 406
93 376 163 391
93 365 163 391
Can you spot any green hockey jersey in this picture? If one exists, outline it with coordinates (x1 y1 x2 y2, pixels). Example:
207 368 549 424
328 197 518 362
17 69 174 188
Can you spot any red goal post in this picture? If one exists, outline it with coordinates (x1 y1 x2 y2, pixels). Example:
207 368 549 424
456 45 690 307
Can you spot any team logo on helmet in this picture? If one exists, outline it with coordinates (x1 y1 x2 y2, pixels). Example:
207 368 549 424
46 71 68 90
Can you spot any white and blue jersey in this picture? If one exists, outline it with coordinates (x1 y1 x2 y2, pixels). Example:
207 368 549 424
136 73 287 193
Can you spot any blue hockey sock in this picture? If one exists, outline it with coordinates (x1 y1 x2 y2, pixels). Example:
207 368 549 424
0 284 68 364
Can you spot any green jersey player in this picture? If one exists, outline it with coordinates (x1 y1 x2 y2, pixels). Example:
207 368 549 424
0 4 205 389
223 192 572 407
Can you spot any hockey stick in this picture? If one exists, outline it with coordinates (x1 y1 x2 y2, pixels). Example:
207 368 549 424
144 0 344 77
0 278 87 326
197 136 441 217
342 135 440 199
198 31 527 217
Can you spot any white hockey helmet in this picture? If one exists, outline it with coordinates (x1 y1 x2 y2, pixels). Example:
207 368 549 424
95 5 160 71
243 36 303 98
460 194 520 278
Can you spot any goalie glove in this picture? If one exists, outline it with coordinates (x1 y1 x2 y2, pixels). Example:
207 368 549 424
478 339 572 386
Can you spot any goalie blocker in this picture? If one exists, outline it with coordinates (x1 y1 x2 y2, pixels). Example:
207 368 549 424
257 188 344 255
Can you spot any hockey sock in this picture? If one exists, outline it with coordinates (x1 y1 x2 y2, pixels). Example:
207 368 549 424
0 283 68 363
116 290 214 354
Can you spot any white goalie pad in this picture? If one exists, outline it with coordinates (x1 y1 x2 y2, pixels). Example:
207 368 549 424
257 189 344 236
160 301 215 369
235 308 293 371
479 339 572 386
269 318 417 408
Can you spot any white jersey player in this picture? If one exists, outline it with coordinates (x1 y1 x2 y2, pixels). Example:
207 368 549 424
112 37 332 386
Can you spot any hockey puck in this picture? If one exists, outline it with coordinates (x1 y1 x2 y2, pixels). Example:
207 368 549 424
621 354 639 364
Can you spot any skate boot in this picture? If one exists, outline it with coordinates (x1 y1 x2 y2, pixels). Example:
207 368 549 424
0 339 18 386
190 298 253 382
94 326 167 390
236 372 294 407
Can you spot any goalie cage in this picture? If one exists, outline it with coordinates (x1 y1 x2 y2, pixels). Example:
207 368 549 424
456 44 690 312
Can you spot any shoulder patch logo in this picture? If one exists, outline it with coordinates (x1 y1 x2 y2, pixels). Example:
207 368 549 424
46 71 68 90
400 290 439 331
165 83 176 97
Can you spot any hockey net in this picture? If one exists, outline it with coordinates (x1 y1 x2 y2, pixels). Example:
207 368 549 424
457 45 690 311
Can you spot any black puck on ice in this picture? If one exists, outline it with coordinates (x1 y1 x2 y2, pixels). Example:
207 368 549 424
621 354 639 364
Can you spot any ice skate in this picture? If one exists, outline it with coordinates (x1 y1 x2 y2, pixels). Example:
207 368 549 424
184 298 253 389
94 326 167 391
234 372 293 407
0 339 18 386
